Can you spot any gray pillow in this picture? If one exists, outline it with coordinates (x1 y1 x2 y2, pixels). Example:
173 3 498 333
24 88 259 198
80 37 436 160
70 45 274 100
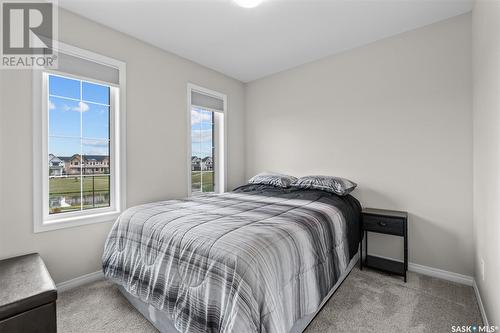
291 175 357 196
248 172 297 188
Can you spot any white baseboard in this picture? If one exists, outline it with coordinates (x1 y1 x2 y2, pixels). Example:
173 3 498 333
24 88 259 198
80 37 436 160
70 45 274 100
56 270 104 292
408 262 473 286
367 254 474 286
56 256 488 326
59 256 474 291
473 280 489 326
366 255 493 324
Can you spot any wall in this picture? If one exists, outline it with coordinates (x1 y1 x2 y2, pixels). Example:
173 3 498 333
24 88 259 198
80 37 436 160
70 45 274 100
472 0 500 324
245 14 473 275
0 7 480 288
0 9 246 283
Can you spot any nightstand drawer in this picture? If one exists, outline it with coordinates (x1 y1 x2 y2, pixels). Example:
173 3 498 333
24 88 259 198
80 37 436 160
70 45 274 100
363 214 404 236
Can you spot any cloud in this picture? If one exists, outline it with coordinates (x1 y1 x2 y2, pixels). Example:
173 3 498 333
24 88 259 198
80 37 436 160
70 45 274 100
85 148 108 155
83 139 108 146
82 139 109 155
75 102 89 112
191 109 212 125
60 101 90 113
192 129 213 144
49 101 55 110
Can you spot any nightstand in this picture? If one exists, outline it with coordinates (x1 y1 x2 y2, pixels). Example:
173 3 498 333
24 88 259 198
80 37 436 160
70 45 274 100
360 208 408 282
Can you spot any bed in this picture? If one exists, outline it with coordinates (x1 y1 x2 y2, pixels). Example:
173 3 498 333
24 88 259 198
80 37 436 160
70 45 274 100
102 184 361 333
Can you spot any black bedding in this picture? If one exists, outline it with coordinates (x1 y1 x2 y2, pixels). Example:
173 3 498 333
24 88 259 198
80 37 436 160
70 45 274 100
233 184 362 259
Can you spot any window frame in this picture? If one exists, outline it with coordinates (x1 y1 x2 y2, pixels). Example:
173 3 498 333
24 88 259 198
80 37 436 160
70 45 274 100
187 83 227 196
33 41 126 233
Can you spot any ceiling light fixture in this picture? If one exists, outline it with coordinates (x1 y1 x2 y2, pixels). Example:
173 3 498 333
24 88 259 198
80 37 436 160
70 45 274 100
233 0 264 9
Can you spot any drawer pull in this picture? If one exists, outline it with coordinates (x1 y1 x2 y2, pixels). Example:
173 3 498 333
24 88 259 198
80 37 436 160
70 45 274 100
377 221 387 227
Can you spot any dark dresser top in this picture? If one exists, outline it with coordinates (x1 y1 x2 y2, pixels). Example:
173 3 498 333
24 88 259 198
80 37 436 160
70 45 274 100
362 208 408 219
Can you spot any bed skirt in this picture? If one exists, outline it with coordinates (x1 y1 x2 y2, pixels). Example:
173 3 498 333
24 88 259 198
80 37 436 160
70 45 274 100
117 251 359 333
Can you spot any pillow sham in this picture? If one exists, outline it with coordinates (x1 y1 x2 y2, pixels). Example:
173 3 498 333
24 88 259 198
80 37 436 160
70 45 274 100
248 172 298 188
291 175 357 196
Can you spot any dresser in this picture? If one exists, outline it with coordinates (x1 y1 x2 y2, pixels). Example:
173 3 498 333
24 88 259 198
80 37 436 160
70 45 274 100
360 208 408 282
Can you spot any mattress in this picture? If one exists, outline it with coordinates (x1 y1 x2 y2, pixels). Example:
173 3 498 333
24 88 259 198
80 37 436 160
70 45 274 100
103 184 361 333
119 252 359 333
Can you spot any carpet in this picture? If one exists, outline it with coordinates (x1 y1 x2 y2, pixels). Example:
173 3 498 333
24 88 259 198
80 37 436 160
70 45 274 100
57 266 482 332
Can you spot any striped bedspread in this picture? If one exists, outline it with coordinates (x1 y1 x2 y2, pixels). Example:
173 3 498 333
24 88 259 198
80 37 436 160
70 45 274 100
102 184 361 333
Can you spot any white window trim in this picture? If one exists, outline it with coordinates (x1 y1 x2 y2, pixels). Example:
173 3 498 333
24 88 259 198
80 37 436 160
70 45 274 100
187 83 227 196
33 41 127 233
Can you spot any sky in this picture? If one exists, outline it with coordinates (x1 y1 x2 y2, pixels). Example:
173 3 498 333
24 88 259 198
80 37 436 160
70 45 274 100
191 107 213 158
48 75 110 157
49 74 214 159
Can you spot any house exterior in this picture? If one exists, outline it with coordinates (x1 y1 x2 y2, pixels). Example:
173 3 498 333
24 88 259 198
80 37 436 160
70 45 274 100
83 155 110 174
48 154 65 176
50 154 110 175
191 156 201 171
202 156 213 171
191 156 213 171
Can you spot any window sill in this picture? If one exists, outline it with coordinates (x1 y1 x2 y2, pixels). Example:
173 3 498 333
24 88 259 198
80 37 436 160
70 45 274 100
34 210 121 233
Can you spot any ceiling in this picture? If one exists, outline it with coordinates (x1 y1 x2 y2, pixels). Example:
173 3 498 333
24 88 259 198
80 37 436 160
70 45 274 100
58 0 473 83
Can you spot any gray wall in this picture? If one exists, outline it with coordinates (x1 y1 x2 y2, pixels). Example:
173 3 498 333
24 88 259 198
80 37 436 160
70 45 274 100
0 9 246 283
0 7 481 290
473 0 500 324
245 14 473 276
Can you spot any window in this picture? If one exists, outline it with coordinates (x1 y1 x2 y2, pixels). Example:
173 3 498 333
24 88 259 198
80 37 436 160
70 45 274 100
188 84 226 195
47 74 111 214
33 42 126 232
191 108 214 192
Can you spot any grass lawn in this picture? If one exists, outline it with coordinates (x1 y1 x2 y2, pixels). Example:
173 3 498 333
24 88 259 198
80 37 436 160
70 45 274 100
49 175 110 214
192 171 214 192
49 171 215 215
49 175 110 195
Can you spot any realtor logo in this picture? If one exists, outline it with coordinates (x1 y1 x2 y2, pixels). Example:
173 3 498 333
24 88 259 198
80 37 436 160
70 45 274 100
1 0 58 69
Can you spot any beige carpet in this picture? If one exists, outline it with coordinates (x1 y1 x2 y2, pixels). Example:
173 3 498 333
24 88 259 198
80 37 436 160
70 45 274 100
57 266 482 333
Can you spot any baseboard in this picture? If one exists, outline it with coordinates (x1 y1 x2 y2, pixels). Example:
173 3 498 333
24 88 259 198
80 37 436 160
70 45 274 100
57 257 489 325
408 262 473 286
56 270 104 292
473 280 489 326
367 254 474 286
